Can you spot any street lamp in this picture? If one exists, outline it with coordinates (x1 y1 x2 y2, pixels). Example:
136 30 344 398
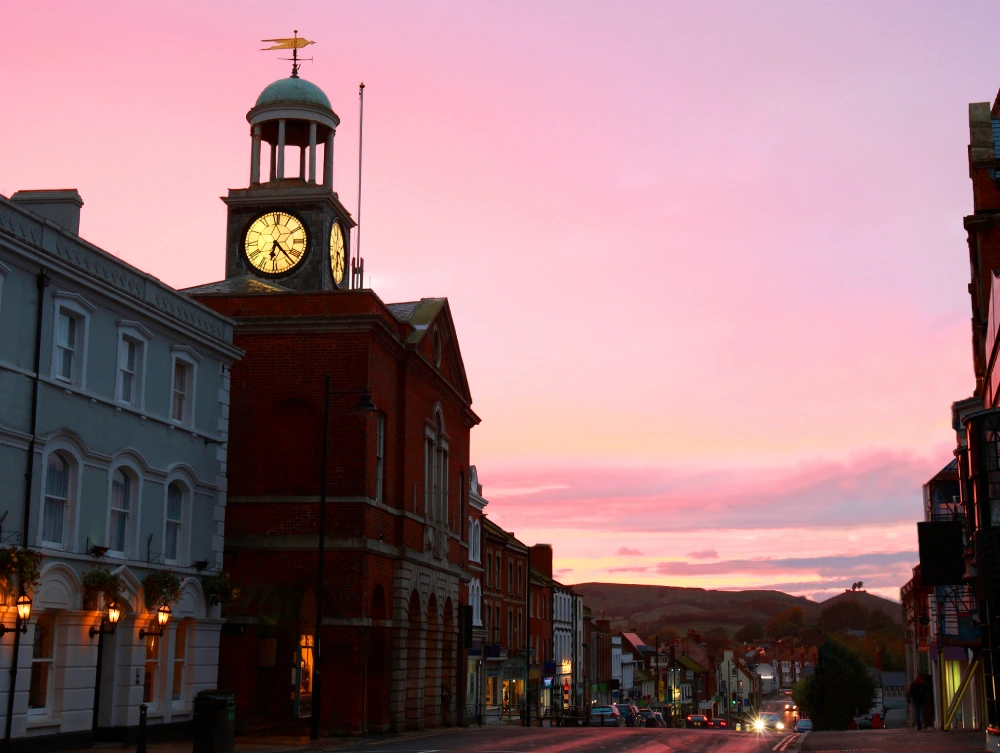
0 595 31 637
139 605 171 640
90 600 121 638
91 600 123 734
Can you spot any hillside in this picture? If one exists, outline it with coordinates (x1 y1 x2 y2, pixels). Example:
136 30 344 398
572 583 901 641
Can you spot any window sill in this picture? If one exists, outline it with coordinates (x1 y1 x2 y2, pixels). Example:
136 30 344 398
25 715 60 731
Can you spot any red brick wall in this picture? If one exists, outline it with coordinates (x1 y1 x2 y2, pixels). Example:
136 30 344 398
194 289 477 733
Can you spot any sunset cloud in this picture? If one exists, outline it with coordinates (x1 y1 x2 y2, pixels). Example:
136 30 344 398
617 547 644 557
687 549 719 560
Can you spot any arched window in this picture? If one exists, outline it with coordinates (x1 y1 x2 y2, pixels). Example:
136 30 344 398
423 409 450 526
42 454 70 547
471 579 482 626
164 481 186 563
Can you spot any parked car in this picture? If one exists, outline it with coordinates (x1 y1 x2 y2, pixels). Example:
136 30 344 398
686 714 709 728
615 703 640 727
651 711 667 727
856 713 873 730
590 705 624 727
638 708 658 727
708 717 728 729
794 718 813 733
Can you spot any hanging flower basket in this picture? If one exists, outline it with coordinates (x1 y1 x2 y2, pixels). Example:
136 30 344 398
143 570 182 611
0 546 43 593
82 568 125 610
202 570 240 607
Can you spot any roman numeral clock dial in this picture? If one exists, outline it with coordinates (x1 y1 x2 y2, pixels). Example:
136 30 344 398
330 221 345 285
243 211 308 275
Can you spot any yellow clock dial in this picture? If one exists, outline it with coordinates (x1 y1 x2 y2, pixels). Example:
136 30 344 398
244 211 308 275
330 222 346 285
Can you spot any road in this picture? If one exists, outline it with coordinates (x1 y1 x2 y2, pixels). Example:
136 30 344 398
331 726 803 753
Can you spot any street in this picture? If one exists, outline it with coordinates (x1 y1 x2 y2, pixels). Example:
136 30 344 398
330 727 796 753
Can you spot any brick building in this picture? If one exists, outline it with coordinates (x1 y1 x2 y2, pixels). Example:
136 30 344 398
528 544 554 713
184 70 480 734
480 518 528 720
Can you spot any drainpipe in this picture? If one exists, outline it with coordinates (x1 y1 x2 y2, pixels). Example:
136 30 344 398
3 270 47 753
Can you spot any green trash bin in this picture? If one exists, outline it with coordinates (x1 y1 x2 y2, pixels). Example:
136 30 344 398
193 689 235 753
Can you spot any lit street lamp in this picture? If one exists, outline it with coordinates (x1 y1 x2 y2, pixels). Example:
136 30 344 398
0 595 31 637
139 605 171 640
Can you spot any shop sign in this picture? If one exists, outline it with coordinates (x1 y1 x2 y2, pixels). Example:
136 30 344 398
486 668 501 678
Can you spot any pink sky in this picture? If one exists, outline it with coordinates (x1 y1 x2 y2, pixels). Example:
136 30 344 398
5 1 995 602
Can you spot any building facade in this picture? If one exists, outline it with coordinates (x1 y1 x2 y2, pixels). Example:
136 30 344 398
186 70 480 734
0 190 238 749
480 518 527 721
465 467 486 721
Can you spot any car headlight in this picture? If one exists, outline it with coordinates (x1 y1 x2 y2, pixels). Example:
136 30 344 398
777 722 784 730
754 719 764 731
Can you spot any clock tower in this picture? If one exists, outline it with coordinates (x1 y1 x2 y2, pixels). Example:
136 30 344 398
223 73 355 291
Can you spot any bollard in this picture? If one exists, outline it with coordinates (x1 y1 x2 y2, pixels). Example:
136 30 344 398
137 704 148 753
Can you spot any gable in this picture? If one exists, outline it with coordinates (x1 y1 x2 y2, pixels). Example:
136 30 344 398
389 297 472 405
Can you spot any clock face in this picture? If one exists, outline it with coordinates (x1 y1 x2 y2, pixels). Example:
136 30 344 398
243 211 308 275
330 222 345 285
992 500 1000 527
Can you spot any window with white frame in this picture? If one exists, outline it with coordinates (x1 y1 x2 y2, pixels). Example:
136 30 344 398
50 292 92 388
108 468 134 556
116 323 150 408
172 620 187 704
169 347 200 426
164 481 185 563
375 412 385 502
28 613 55 712
470 519 481 563
41 453 71 548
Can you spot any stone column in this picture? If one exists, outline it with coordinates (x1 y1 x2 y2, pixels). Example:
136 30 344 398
269 143 276 181
299 147 306 180
276 119 286 180
323 130 335 188
308 122 317 183
250 125 262 185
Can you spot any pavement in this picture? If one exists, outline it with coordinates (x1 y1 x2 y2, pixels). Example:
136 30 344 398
801 728 984 752
90 726 989 753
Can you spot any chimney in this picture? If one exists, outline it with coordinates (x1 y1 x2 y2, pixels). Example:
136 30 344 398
529 543 553 578
11 189 83 235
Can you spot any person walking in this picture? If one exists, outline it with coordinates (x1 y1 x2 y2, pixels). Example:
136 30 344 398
908 674 927 730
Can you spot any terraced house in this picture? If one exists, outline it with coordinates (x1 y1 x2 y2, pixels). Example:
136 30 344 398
0 190 240 750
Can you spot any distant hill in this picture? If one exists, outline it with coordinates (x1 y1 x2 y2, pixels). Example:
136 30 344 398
572 583 901 641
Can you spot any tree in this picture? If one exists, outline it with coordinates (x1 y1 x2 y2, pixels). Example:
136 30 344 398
864 608 895 633
703 627 730 652
652 626 681 645
794 638 877 730
734 623 765 643
765 607 804 641
818 599 868 634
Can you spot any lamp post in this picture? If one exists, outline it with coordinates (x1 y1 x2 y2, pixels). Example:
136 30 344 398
1 593 32 753
310 377 376 741
90 600 122 735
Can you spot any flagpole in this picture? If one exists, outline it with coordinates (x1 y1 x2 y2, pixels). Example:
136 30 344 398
355 82 365 289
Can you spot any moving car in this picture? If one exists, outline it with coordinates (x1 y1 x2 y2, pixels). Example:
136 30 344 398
784 702 797 711
638 708 658 727
708 717 728 729
794 718 813 733
686 714 709 728
590 705 624 727
754 712 785 732
615 703 640 727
